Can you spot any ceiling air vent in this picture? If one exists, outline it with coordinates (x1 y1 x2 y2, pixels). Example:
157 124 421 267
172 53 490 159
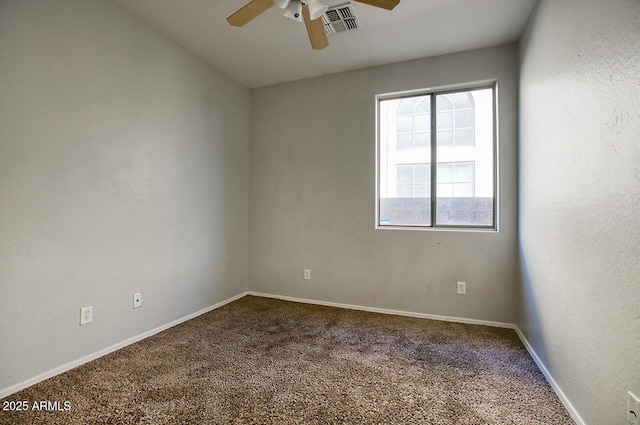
322 2 359 36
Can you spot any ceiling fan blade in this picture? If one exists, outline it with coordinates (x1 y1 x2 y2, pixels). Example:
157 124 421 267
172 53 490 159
353 0 400 11
302 4 329 50
227 0 274 27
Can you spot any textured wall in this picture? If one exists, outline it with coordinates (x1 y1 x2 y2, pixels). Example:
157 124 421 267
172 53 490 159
519 0 640 423
250 45 519 323
0 0 249 393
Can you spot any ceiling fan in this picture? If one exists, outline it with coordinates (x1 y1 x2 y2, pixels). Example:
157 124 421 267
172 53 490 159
227 0 400 50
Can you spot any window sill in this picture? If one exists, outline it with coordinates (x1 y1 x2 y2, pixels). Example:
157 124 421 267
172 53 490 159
375 225 498 233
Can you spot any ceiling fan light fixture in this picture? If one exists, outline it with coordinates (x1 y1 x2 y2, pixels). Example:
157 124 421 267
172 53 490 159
306 0 329 20
273 0 291 9
226 0 400 51
283 0 303 22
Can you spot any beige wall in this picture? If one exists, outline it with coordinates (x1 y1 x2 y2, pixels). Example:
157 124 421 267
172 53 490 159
250 45 520 323
0 0 249 393
518 0 640 423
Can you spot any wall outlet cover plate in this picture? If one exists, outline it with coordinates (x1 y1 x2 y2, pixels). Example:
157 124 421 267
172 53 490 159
457 281 467 295
80 306 92 325
133 293 142 309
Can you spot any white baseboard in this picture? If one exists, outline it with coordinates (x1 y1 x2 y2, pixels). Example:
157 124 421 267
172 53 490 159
514 328 586 425
0 291 249 400
247 291 516 329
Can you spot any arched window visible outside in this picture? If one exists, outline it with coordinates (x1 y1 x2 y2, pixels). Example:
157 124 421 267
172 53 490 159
378 86 495 229
396 163 430 198
396 97 430 150
436 92 475 147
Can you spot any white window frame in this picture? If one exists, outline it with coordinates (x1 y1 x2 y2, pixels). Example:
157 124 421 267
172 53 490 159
375 82 498 232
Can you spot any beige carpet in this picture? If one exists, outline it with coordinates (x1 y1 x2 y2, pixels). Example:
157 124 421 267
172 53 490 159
1 296 574 424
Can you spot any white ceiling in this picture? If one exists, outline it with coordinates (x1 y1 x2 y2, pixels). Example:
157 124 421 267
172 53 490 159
112 0 537 88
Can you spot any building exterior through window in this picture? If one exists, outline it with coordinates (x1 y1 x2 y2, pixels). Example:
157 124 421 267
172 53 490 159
378 86 495 228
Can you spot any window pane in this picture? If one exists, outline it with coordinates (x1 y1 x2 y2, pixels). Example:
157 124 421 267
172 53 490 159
415 184 429 198
397 165 413 183
397 115 412 133
414 132 430 149
438 183 453 197
397 98 417 114
415 99 430 114
437 163 453 182
453 182 473 197
397 134 412 150
438 111 453 130
435 88 494 227
448 92 474 109
454 128 474 146
436 96 452 112
397 184 413 198
437 130 452 146
455 109 474 128
415 164 430 183
414 115 430 132
454 162 473 182
379 96 431 226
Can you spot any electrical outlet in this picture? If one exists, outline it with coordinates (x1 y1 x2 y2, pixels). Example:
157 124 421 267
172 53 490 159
133 293 142 309
457 281 467 295
629 391 639 425
303 269 311 280
80 306 92 325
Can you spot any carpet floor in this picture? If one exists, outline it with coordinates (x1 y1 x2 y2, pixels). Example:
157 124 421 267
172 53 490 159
1 296 574 424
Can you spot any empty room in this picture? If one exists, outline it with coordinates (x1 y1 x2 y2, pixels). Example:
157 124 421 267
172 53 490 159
0 0 638 424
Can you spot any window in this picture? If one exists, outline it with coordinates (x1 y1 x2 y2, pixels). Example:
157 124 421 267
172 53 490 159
377 85 496 229
436 92 475 147
396 97 430 150
396 164 430 197
437 162 475 198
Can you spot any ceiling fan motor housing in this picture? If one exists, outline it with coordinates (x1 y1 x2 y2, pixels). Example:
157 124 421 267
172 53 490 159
279 1 329 21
